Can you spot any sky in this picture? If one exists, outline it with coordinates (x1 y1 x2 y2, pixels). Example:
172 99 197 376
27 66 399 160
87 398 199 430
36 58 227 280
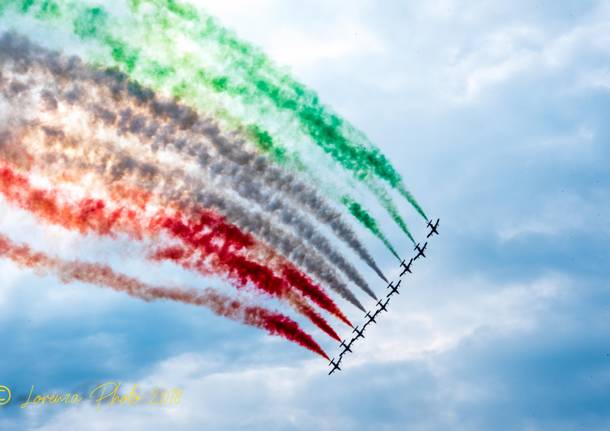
1 0 610 429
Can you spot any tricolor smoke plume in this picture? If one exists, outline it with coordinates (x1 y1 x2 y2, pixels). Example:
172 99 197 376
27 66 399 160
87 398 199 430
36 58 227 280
3 44 370 308
0 3 430 357
5 120 360 307
0 156 351 341
0 232 329 359
0 33 385 292
0 119 369 310
0 1 425 243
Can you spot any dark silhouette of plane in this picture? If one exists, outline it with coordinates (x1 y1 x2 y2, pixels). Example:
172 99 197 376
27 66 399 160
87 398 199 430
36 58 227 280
414 242 428 260
399 258 413 276
339 339 354 354
386 279 402 297
427 218 440 238
377 298 390 312
365 311 378 324
328 358 341 375
352 325 365 340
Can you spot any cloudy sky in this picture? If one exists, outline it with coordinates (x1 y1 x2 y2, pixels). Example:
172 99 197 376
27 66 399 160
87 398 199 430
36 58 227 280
1 0 610 429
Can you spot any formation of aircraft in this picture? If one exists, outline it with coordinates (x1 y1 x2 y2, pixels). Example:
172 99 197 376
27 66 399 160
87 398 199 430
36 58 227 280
329 218 440 375
427 218 440 238
414 242 427 260
399 258 413 276
386 279 402 297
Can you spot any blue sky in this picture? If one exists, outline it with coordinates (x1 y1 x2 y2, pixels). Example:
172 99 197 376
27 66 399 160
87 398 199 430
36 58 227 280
1 0 610 429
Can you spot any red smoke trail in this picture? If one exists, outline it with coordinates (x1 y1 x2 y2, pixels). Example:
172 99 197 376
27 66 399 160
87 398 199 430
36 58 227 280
0 160 345 340
0 159 351 326
147 211 346 340
287 291 341 342
282 265 352 327
0 233 329 359
130 213 343 342
3 124 354 325
0 165 142 238
152 245 342 342
254 311 329 360
146 204 351 327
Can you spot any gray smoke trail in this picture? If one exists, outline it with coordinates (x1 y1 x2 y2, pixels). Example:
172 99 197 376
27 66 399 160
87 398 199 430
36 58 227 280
0 32 386 286
0 34 380 299
196 124 389 284
0 80 369 310
114 105 374 296
96 94 379 296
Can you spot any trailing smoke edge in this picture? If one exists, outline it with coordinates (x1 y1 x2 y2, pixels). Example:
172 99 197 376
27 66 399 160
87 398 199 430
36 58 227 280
0 158 345 355
0 35 371 311
0 233 329 360
0 32 381 300
0 154 351 336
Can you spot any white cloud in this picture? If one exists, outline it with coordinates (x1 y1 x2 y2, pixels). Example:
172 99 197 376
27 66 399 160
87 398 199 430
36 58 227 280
497 190 610 242
21 269 574 430
445 25 545 102
0 260 26 312
198 0 387 72
348 270 570 364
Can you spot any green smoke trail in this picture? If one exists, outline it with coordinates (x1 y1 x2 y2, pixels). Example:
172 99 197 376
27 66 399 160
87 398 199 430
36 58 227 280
84 0 429 230
367 180 416 244
244 123 405 253
132 0 428 221
341 196 400 259
398 184 428 220
0 0 409 250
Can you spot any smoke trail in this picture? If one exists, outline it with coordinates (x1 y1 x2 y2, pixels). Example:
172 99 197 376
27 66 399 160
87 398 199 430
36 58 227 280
0 232 329 359
0 33 385 292
0 86 365 307
147 244 344 345
0 87 369 310
239 125 396 261
368 180 417 244
341 195 400 260
0 154 352 334
285 291 341 342
115 81 388 284
131 0 428 219
0 156 352 335
203 63 430 222
0 4 421 243
149 210 345 339
10 120 368 309
137 1 428 222
0 7 433 355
